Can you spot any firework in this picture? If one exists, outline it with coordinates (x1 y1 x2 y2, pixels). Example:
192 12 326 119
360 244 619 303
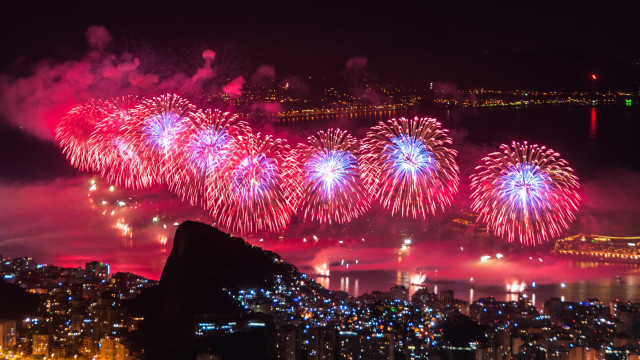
470 141 580 245
207 132 301 234
88 96 159 189
126 94 195 184
166 109 247 206
296 129 372 224
361 117 459 218
55 100 110 171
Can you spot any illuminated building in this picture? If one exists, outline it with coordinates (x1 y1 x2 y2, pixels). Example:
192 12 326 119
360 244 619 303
193 313 275 359
0 320 16 351
86 261 111 281
568 346 602 360
440 290 453 307
11 257 35 273
275 324 301 360
51 346 71 358
81 336 98 356
389 285 408 302
99 337 129 360
405 339 430 360
32 334 50 356
338 331 359 360
336 331 395 360
359 332 394 360
307 326 337 360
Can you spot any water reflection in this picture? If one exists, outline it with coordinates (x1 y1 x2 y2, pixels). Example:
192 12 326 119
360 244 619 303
315 270 640 305
316 276 330 290
590 107 597 140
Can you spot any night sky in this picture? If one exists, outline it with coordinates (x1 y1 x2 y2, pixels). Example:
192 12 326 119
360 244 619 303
1 1 640 89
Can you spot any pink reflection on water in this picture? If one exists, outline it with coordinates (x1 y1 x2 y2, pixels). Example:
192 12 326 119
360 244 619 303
590 107 597 140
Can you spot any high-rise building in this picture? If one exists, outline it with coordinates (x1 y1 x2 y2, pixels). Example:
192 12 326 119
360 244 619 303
99 337 129 360
51 346 71 359
193 312 275 359
568 347 601 360
307 326 336 360
81 336 98 356
405 339 430 360
275 324 301 360
71 312 85 332
338 331 360 360
440 290 454 307
0 320 16 351
85 261 110 281
389 286 408 302
360 332 393 360
32 334 50 356
12 257 35 272
338 331 394 360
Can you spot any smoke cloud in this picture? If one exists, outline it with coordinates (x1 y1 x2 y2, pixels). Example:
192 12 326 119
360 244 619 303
223 76 245 97
86 25 112 51
0 26 222 141
345 56 368 73
343 55 385 104
251 64 276 85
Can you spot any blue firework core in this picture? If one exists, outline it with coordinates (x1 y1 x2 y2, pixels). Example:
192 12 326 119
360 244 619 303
306 149 357 196
144 112 187 152
500 162 548 208
187 128 230 171
385 135 435 177
233 154 277 198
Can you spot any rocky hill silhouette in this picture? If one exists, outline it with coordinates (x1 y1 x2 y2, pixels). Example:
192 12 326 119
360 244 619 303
0 279 40 320
127 221 300 359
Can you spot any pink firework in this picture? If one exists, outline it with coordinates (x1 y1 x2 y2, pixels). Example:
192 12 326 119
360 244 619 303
55 100 110 172
361 117 459 218
296 129 372 224
470 141 581 245
126 94 195 184
206 132 301 234
88 96 159 189
166 109 248 206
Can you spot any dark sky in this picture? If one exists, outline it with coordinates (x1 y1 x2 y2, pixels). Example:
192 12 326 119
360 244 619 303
1 0 639 89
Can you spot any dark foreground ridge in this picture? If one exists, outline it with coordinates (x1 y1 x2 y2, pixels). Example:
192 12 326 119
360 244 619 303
130 221 299 359
0 279 40 320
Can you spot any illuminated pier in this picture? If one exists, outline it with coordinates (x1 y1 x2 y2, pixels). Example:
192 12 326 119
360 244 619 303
277 104 411 122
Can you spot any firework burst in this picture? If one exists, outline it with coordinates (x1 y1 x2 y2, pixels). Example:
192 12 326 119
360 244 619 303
206 132 301 234
55 100 110 172
88 96 159 189
126 94 195 184
296 129 372 224
361 117 459 218
166 109 247 206
470 141 581 245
